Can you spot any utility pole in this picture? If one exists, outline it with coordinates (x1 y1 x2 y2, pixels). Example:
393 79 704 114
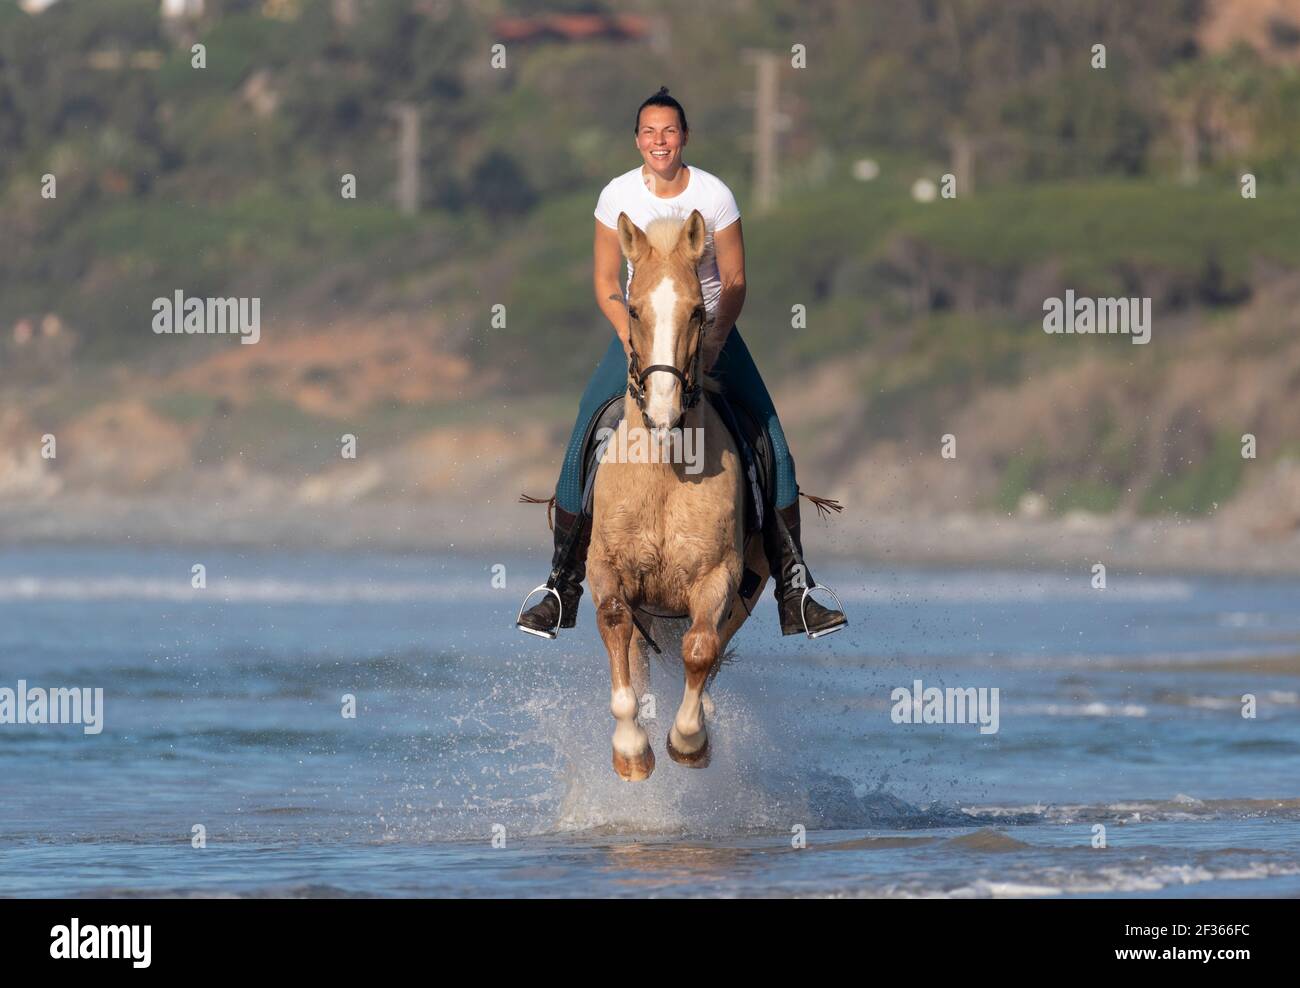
742 49 781 215
390 102 420 216
949 132 974 196
332 0 358 27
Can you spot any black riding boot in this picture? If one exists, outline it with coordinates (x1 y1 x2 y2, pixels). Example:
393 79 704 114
763 498 848 638
516 505 591 638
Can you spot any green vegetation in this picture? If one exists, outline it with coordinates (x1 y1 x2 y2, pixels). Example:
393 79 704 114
1055 480 1124 515
997 448 1047 515
3 0 1298 518
150 390 223 423
898 182 1300 277
7 0 1300 365
191 393 340 471
1140 432 1248 515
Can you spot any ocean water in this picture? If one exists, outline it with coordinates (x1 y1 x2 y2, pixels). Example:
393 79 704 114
2 544 1299 898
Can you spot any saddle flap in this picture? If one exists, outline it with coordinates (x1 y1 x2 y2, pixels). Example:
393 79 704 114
579 395 627 512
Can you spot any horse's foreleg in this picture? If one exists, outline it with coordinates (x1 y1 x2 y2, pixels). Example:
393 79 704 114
630 629 652 697
594 590 654 782
667 564 734 767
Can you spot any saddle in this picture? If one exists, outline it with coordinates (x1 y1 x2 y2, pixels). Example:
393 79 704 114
578 390 774 602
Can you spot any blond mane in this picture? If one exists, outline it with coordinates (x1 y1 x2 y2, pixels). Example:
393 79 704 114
644 216 689 255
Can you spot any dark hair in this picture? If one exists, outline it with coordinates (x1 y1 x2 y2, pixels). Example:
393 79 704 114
634 86 689 134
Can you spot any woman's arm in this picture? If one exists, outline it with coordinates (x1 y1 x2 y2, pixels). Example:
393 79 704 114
705 219 746 372
594 220 632 353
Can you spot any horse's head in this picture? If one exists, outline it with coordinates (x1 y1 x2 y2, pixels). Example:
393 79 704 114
616 210 708 435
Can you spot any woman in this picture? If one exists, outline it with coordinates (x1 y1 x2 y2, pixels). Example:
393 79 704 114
518 87 846 640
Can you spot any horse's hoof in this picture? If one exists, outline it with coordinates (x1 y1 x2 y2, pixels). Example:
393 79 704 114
612 745 655 781
666 731 710 768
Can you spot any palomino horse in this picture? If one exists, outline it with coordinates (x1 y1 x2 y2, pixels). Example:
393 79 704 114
588 210 769 781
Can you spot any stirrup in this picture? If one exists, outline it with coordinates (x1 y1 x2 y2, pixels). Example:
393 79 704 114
801 585 847 639
516 584 563 640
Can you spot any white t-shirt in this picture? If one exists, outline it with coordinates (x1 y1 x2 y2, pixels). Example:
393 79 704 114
594 164 740 320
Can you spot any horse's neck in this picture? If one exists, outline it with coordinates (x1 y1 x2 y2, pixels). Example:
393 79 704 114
617 394 711 482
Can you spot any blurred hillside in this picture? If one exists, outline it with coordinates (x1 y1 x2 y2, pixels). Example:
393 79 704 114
3 0 1300 563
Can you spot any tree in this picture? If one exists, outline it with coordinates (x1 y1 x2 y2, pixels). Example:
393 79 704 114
468 148 536 218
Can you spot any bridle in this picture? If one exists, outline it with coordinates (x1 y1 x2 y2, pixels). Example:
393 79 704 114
625 302 708 414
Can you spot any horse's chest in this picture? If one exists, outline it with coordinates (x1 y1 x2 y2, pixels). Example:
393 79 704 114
589 423 740 604
597 479 731 575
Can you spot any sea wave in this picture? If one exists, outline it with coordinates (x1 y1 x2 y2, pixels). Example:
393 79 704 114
0 575 484 603
884 858 1300 898
964 795 1300 824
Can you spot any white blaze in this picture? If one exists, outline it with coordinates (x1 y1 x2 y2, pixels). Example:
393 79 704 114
644 276 680 428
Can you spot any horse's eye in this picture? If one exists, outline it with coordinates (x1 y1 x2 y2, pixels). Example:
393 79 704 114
627 306 639 319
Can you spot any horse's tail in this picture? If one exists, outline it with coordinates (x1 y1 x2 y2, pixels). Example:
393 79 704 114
799 490 844 522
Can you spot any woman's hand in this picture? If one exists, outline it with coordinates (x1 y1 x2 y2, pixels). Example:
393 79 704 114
700 324 726 375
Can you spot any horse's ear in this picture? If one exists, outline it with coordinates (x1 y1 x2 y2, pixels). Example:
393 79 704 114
617 213 646 262
680 209 707 263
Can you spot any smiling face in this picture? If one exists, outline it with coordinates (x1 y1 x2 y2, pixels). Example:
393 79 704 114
617 211 708 433
635 104 688 180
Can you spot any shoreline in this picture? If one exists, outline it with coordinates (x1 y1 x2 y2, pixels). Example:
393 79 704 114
4 494 1299 576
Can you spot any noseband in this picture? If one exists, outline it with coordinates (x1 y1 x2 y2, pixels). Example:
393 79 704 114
625 304 707 414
